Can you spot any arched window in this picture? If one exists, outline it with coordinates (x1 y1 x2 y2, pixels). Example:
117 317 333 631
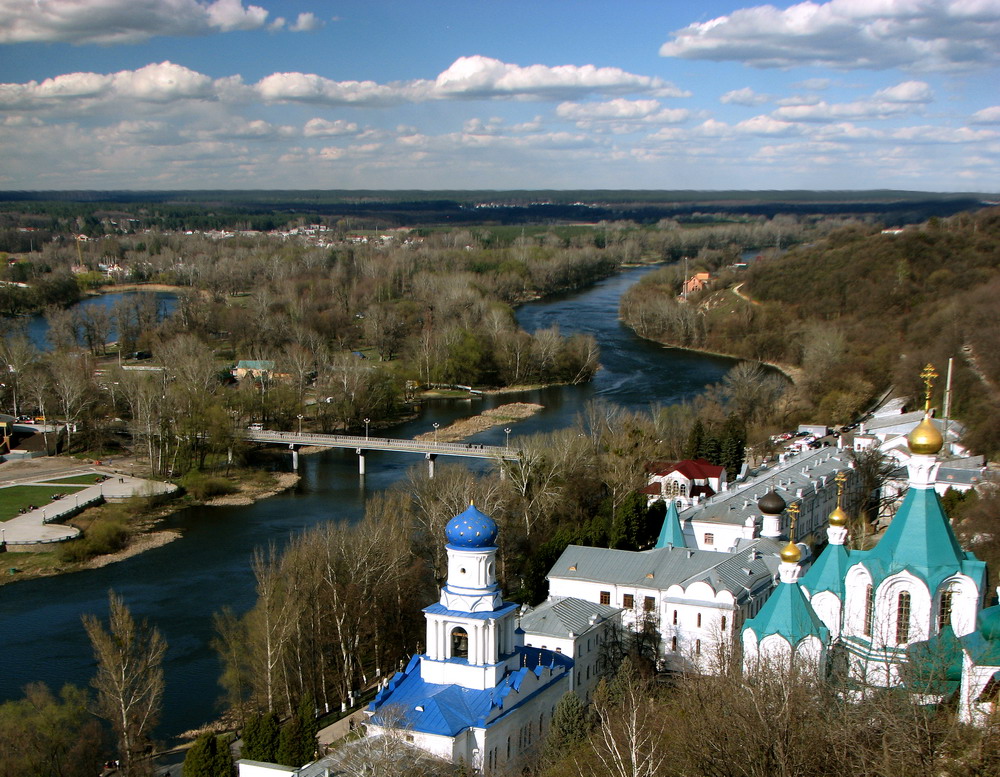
671 636 678 651
721 615 728 632
451 627 469 659
695 639 702 655
863 584 874 637
938 590 954 631
896 592 911 644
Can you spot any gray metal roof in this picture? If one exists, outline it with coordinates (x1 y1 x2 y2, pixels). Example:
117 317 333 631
519 596 621 639
681 446 852 528
548 538 784 601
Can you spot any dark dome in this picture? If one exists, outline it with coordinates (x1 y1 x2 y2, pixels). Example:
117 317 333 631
758 490 786 515
445 504 498 549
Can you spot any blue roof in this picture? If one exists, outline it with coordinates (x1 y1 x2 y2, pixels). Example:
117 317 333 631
423 602 520 620
445 504 498 549
853 486 985 592
654 500 686 549
368 647 572 737
800 541 850 599
744 580 829 648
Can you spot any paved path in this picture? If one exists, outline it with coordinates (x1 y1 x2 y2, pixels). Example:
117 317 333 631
0 463 176 546
318 710 367 751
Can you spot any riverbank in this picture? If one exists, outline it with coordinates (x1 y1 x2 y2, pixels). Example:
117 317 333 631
0 463 299 584
412 403 543 443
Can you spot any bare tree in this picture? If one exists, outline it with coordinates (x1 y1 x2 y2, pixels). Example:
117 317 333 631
82 591 166 777
48 351 93 451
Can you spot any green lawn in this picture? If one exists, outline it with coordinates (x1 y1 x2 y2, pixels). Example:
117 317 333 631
0 485 87 521
37 474 104 485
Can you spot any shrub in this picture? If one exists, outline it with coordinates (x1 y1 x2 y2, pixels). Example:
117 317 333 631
56 520 128 563
180 472 238 500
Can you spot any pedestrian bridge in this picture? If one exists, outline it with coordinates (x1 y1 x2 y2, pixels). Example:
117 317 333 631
243 429 517 475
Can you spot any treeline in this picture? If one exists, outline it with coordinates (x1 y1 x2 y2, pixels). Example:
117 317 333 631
621 207 1000 457
535 657 1000 777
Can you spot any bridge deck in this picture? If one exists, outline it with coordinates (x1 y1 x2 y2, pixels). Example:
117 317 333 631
244 430 518 460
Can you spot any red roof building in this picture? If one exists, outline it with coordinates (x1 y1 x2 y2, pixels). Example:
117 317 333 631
642 458 727 508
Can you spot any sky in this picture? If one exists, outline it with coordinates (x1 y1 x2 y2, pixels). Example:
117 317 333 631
1 0 999 192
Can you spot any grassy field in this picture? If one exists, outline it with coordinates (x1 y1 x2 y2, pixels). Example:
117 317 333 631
0 485 87 521
36 474 104 485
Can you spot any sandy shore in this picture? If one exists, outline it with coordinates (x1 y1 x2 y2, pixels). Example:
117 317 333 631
205 471 301 506
413 402 543 443
83 530 182 569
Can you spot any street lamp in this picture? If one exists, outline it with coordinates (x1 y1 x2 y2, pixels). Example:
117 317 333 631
433 422 439 445
504 427 511 449
364 418 370 441
297 414 304 434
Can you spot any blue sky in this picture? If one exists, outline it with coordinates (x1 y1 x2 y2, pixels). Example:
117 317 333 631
1 0 999 191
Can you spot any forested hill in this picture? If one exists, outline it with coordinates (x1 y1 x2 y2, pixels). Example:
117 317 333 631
744 208 1000 453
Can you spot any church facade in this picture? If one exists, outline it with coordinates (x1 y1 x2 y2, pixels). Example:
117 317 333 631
742 385 996 722
366 504 572 773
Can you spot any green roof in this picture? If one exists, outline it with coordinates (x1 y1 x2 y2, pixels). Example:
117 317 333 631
655 500 687 549
800 541 850 599
905 625 964 691
854 486 985 592
744 580 829 648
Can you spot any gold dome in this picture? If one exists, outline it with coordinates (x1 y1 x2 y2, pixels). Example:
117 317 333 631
829 505 849 527
908 414 943 455
779 540 802 564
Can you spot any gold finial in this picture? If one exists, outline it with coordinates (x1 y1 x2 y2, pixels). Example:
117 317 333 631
829 472 849 527
920 363 938 413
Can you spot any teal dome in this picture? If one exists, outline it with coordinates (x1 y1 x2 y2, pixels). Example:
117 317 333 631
445 504 498 549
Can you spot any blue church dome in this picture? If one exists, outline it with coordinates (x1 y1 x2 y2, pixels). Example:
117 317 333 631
445 504 498 548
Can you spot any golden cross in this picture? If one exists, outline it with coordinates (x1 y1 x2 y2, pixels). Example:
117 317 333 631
835 471 847 507
787 502 800 541
920 363 938 411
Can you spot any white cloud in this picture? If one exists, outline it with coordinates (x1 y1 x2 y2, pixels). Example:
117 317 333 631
660 0 1000 71
0 62 215 110
303 118 360 137
970 106 1000 124
556 99 663 121
772 81 933 122
720 87 770 106
289 12 323 32
874 81 934 103
794 78 832 90
0 0 269 44
432 56 690 100
1 57 687 114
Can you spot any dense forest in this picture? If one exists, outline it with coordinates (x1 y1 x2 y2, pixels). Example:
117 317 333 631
621 207 1000 457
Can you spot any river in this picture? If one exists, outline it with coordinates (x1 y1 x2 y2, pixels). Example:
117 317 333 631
0 265 737 742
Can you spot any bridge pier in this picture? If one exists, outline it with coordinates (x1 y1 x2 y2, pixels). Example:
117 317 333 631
289 444 298 471
356 448 366 475
426 453 437 478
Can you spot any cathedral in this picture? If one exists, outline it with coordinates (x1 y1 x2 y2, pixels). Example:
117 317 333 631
742 368 1000 722
366 504 572 772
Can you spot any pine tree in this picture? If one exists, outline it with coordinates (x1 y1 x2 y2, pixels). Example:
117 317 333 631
720 414 746 478
242 712 280 763
276 713 310 767
543 691 589 764
684 419 705 459
183 733 218 777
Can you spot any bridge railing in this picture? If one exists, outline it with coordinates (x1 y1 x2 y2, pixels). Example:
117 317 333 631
244 430 516 458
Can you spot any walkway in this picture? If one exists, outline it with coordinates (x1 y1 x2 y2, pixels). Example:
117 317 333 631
245 429 518 461
0 464 177 547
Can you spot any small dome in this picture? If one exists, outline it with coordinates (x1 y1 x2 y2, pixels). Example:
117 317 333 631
779 541 802 564
829 505 849 528
908 414 943 455
758 490 786 515
978 606 1000 642
445 504 498 549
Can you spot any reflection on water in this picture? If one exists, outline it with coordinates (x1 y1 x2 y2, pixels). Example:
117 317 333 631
0 266 737 740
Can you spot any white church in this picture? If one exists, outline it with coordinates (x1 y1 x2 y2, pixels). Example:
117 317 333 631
742 374 1000 724
365 504 574 773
